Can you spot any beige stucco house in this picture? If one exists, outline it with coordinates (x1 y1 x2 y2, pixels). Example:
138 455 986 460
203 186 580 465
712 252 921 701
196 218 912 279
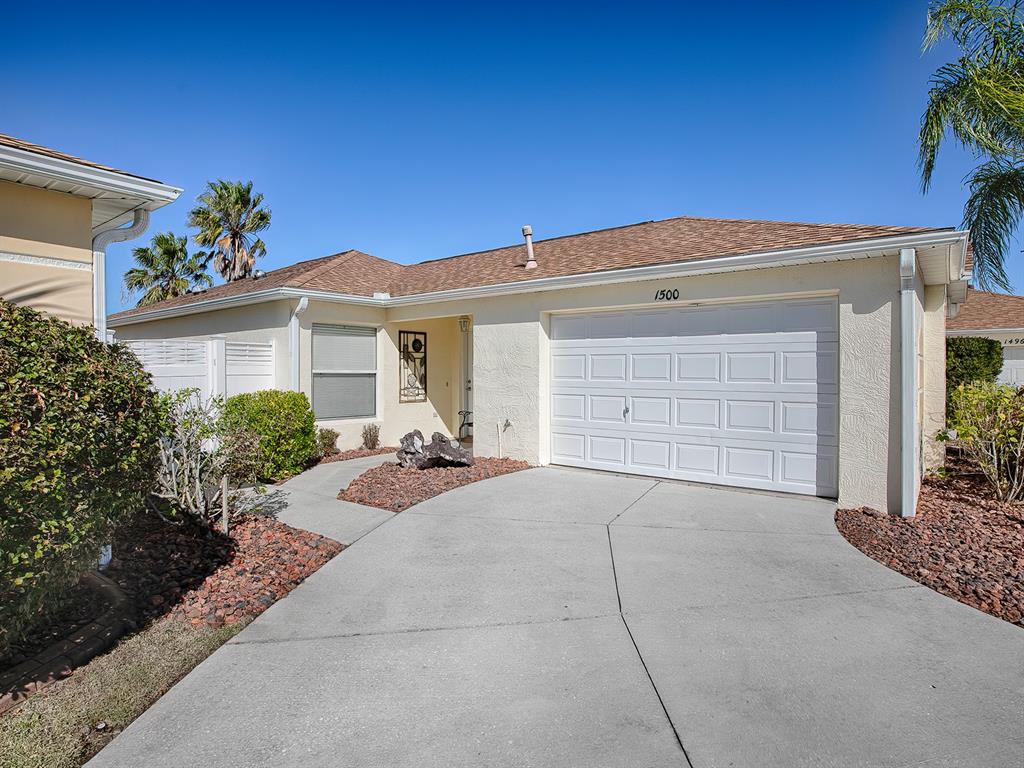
0 133 181 333
947 288 1024 385
109 216 970 516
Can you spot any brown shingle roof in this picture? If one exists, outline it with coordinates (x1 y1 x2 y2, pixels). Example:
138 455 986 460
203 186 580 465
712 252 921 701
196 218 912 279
109 215 947 320
110 250 398 319
0 132 162 183
947 288 1024 331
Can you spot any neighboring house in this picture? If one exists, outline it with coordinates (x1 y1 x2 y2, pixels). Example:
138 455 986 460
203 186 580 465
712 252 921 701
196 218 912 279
947 288 1024 384
0 133 181 335
109 215 970 516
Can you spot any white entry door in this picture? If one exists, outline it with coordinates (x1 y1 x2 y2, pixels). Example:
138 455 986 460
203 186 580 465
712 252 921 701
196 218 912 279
549 297 838 496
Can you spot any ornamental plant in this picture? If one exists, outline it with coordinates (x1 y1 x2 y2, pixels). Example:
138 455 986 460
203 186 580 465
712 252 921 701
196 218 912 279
317 427 340 458
149 390 262 529
221 390 317 480
0 300 161 655
947 336 1004 393
944 381 1024 501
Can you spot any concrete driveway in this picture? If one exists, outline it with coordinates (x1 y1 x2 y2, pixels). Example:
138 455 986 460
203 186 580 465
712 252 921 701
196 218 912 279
88 465 1024 768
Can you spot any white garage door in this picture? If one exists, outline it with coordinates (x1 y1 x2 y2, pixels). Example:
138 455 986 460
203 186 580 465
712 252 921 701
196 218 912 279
549 297 838 496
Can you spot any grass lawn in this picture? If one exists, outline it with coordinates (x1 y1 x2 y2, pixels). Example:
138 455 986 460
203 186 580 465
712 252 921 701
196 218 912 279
0 617 247 768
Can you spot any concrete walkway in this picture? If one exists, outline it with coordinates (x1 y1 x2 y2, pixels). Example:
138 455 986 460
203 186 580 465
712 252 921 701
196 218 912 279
88 466 1024 768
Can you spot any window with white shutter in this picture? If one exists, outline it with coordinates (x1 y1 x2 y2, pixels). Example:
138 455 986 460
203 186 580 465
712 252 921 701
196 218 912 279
312 324 377 418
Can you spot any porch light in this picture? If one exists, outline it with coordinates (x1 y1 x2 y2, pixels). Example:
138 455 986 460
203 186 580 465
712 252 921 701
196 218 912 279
458 316 471 332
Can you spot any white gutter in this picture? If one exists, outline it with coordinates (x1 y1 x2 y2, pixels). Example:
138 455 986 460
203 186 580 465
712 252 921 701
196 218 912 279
947 328 1024 336
92 209 150 341
109 229 969 327
899 248 919 518
289 297 309 391
0 144 182 205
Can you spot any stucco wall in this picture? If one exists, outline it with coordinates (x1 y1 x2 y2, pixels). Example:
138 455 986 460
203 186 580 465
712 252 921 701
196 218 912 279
388 256 906 513
0 181 94 324
921 285 947 470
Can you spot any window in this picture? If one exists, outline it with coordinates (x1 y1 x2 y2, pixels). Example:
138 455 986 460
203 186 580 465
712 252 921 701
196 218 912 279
312 324 376 419
399 331 427 403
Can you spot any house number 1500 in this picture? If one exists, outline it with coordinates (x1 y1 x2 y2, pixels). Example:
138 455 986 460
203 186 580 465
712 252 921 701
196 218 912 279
653 288 680 301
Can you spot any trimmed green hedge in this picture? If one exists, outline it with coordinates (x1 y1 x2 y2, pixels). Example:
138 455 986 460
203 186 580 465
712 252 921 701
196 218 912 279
221 390 316 480
0 300 160 655
947 336 1003 397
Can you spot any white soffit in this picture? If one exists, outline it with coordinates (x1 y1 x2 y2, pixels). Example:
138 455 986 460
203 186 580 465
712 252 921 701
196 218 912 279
0 144 182 231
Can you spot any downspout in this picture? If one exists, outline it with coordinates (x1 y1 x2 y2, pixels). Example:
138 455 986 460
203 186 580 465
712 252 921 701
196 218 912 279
289 297 310 391
899 248 918 517
92 208 150 342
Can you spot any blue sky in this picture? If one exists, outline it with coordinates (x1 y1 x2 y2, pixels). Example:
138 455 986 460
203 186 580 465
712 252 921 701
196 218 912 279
3 1 1006 312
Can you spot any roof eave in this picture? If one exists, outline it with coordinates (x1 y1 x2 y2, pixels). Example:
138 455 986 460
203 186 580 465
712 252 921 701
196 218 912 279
109 228 970 326
0 143 182 208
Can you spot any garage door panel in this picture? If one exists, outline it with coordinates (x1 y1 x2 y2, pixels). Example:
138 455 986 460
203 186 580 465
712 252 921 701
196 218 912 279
630 439 672 469
725 352 775 383
675 397 720 429
725 400 775 432
549 299 838 496
589 355 627 381
676 352 721 382
589 435 626 465
552 354 587 381
589 395 627 422
631 396 672 425
631 353 673 381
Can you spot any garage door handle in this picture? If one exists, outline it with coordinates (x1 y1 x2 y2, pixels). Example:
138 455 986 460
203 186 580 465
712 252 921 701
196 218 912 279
624 406 630 416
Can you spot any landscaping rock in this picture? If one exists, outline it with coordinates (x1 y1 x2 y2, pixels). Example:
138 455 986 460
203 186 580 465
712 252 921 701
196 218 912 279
339 456 530 511
396 430 473 469
106 516 342 630
836 460 1024 628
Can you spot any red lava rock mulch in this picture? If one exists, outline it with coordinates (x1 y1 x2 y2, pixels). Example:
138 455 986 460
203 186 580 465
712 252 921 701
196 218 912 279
107 515 342 629
319 446 398 464
836 465 1024 628
338 457 531 512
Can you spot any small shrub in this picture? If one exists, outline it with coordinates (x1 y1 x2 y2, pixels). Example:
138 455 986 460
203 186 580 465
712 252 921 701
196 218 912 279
150 390 262 527
944 381 1024 501
317 427 339 458
947 336 1003 398
362 422 381 450
0 300 160 657
221 390 316 480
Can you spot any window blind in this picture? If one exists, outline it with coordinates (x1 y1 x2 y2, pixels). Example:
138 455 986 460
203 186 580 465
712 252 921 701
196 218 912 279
312 324 376 372
312 325 377 418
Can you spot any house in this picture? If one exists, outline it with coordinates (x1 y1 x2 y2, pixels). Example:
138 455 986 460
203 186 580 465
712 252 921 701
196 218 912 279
109 215 970 516
946 287 1024 384
0 133 181 335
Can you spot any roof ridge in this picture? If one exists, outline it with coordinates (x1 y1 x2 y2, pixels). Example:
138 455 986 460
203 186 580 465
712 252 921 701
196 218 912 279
406 214 943 268
290 249 406 291
289 250 361 288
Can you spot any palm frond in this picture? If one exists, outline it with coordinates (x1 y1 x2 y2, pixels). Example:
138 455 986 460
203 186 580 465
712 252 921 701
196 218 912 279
962 158 1024 289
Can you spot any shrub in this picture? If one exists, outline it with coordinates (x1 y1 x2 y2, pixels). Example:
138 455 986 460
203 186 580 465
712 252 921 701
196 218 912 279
947 336 1003 397
944 381 1024 501
362 422 381 450
150 390 262 528
221 390 316 480
0 300 160 656
317 427 339 458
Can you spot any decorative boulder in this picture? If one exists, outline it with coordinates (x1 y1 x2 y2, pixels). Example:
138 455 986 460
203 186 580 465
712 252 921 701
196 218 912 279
396 430 474 469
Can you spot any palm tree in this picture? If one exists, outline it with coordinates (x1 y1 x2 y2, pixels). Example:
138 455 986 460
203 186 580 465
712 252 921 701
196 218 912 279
187 180 272 281
125 232 213 306
919 0 1024 290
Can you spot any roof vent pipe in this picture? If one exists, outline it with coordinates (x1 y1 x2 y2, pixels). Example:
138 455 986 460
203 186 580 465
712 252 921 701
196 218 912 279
522 225 538 270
